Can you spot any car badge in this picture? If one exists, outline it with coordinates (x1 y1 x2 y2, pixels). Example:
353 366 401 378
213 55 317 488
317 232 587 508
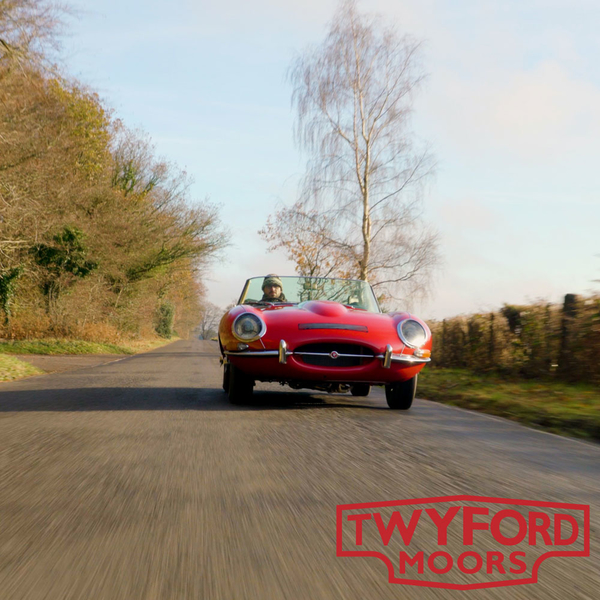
330 351 339 359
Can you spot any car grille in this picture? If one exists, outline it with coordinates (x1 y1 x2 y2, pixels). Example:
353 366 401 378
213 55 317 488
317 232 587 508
294 343 375 367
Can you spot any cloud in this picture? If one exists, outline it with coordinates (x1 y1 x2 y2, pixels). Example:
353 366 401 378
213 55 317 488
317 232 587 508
426 61 600 161
436 197 502 231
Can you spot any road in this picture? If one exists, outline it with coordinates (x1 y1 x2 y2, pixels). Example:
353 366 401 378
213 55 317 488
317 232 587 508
0 339 598 599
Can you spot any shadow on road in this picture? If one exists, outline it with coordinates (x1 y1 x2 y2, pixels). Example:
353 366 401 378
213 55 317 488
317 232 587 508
0 387 391 412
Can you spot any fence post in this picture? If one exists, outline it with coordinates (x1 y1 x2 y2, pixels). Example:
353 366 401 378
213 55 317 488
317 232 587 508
558 294 578 379
543 303 552 375
440 319 447 367
488 313 495 369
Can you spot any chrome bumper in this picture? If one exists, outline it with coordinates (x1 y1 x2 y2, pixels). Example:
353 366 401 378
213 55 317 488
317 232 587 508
224 340 431 366
224 350 279 358
376 344 431 366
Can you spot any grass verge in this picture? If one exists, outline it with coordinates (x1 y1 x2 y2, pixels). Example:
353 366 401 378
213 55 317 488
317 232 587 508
0 337 177 356
0 337 178 383
418 368 600 442
0 354 44 382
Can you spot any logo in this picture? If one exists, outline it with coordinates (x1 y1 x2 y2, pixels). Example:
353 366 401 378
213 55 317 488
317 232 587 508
330 351 339 359
337 495 589 590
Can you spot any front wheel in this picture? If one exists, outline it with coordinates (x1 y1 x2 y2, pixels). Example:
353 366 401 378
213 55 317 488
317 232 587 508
385 375 417 410
222 362 230 392
228 363 254 404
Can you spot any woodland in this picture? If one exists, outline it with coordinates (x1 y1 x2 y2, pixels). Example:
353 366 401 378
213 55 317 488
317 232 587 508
0 1 226 343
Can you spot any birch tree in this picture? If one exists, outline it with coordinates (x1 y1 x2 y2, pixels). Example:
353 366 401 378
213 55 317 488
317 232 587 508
268 0 440 302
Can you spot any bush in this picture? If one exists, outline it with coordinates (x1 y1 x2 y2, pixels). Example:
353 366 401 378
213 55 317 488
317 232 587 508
155 302 175 338
428 294 600 384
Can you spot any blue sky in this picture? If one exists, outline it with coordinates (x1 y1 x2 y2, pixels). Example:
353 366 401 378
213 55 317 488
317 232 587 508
63 0 600 318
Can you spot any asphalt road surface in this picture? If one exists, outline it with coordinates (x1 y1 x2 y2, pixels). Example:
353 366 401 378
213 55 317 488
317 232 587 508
0 339 598 600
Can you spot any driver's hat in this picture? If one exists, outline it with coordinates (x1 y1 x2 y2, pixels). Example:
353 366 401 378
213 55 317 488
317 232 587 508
262 274 283 290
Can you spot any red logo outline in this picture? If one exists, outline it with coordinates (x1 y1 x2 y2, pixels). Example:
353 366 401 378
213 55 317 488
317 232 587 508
336 495 590 590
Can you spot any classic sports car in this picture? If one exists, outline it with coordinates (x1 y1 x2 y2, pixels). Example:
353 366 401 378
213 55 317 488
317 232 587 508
218 275 432 409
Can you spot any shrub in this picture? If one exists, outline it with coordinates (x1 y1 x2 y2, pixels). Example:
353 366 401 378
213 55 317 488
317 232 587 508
155 302 175 338
428 294 600 384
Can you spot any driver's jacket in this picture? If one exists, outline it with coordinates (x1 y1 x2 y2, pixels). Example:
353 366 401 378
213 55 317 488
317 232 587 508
261 293 287 302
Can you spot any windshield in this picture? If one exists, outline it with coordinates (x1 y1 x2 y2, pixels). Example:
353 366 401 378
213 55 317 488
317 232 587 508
239 276 381 313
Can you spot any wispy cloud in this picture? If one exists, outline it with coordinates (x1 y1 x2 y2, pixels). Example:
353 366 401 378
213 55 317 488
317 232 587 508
434 61 600 160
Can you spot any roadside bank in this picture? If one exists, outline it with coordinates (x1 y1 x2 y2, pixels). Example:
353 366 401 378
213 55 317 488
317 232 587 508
0 338 177 382
418 367 600 442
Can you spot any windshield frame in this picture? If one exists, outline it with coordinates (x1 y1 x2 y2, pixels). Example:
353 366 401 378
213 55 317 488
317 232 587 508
237 276 381 313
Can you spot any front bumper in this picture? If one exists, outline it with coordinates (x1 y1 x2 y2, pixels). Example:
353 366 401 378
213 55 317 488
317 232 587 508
223 339 430 384
224 339 431 366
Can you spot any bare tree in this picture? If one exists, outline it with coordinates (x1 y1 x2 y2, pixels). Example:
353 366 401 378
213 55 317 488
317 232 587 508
269 0 440 303
259 202 351 278
197 302 221 340
0 0 68 66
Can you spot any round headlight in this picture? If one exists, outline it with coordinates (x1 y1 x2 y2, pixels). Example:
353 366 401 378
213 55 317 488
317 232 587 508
232 313 266 342
398 319 427 348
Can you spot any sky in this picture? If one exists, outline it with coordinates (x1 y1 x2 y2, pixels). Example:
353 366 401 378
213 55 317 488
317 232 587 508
63 0 600 318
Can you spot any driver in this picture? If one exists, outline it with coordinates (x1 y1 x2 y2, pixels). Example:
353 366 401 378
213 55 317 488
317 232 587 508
261 274 287 302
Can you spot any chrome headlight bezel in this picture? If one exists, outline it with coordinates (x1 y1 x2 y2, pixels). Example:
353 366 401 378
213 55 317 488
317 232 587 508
232 313 266 342
397 319 428 349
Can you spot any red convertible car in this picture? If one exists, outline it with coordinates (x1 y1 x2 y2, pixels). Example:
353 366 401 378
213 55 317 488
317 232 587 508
218 275 432 409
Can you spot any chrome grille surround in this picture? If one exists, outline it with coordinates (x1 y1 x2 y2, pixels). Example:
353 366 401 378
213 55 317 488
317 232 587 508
294 343 375 367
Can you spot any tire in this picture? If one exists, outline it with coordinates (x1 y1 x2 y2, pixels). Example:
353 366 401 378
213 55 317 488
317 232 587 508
351 383 371 397
385 375 417 410
228 363 254 404
222 362 230 393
